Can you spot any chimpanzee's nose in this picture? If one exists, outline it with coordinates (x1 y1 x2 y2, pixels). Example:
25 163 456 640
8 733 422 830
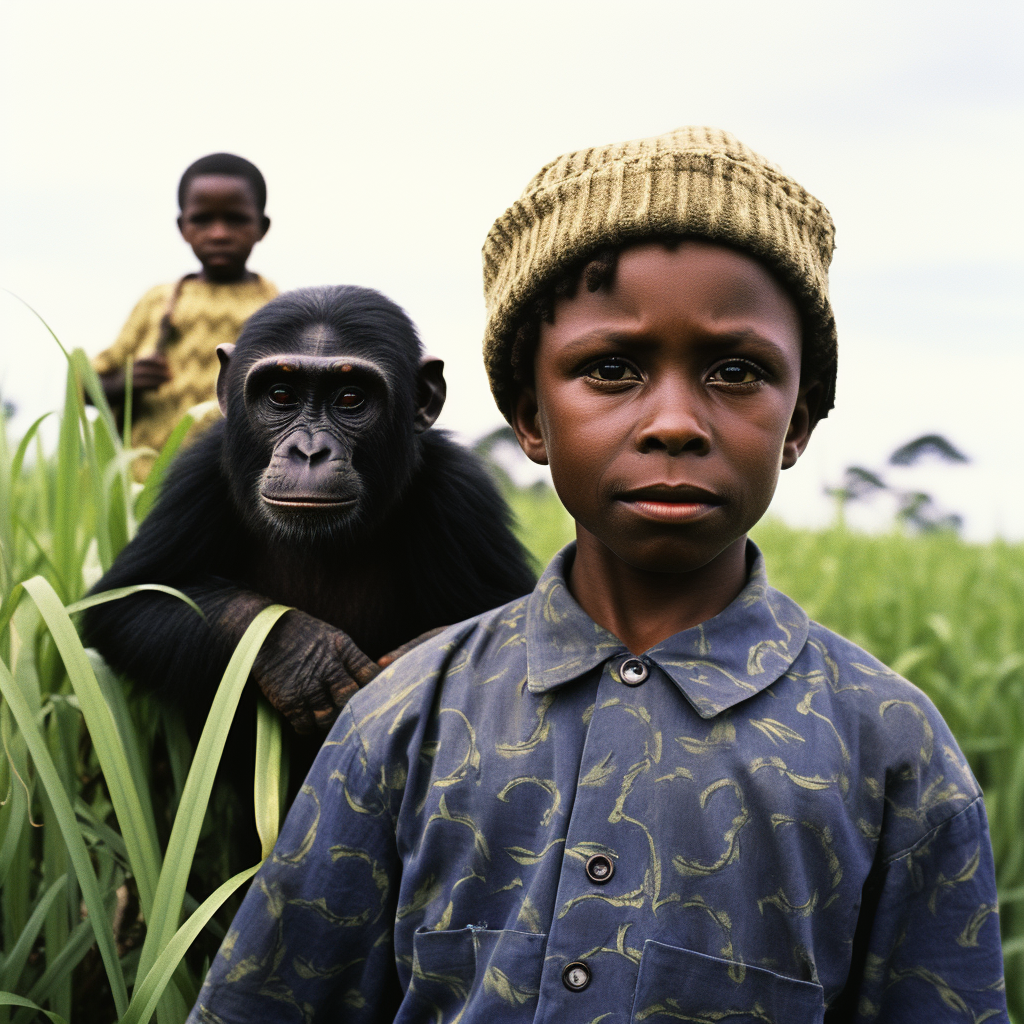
287 431 337 468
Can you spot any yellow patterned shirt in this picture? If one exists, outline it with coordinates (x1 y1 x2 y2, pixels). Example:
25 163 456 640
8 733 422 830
93 275 277 477
189 543 1008 1024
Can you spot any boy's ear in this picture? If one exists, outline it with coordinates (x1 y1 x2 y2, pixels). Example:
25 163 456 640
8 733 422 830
510 386 549 466
216 344 235 417
781 381 822 470
414 356 446 433
257 215 271 240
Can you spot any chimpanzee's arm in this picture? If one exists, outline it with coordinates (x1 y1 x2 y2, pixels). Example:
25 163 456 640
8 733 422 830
81 425 251 726
83 424 390 734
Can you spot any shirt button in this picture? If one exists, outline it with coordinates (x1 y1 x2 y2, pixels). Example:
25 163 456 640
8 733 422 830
620 657 648 686
585 854 614 884
562 961 591 992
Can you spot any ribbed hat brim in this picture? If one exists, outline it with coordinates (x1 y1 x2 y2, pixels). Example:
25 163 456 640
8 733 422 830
482 126 837 421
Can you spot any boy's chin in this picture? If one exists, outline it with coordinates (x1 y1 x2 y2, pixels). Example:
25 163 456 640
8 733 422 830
202 264 247 282
586 529 748 577
197 253 251 281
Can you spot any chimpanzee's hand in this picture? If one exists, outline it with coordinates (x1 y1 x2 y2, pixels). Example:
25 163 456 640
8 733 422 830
251 609 380 735
376 626 448 669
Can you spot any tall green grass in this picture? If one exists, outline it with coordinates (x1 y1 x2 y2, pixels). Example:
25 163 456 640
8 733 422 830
1 342 1021 1019
0 339 287 1024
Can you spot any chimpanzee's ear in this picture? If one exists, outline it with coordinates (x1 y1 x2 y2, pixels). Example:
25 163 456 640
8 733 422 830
414 356 446 433
216 344 235 417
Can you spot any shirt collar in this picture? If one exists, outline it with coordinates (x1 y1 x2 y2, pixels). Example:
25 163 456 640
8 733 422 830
524 541 809 719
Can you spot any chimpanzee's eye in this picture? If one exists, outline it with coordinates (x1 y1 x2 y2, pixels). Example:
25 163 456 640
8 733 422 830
267 384 298 408
711 361 762 385
333 387 365 410
587 359 640 382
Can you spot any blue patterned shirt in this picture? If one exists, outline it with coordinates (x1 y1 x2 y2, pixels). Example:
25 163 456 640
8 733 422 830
190 544 1008 1023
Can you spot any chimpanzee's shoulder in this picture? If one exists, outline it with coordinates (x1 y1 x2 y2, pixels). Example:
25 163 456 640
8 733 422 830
344 592 532 729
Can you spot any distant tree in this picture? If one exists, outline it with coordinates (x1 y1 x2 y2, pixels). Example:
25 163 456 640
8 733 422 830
826 433 969 534
825 466 887 506
889 434 969 466
895 491 964 534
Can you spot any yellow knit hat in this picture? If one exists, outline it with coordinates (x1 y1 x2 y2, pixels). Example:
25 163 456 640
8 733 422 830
482 125 837 421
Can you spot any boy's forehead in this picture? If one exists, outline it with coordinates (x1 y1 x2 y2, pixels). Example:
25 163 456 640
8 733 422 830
182 173 258 209
553 241 802 341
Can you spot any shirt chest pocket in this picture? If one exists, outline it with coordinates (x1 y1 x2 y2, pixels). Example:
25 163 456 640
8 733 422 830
630 941 824 1024
404 927 547 1023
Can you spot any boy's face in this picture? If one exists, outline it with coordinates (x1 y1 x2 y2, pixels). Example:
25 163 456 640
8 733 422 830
512 240 815 576
177 174 269 282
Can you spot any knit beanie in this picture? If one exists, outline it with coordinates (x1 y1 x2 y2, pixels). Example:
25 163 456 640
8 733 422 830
482 125 837 421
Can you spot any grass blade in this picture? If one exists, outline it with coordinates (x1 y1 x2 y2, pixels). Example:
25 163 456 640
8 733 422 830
51 364 83 602
133 604 288 994
0 658 128 1015
21 576 162 918
0 993 67 1024
0 874 67 992
120 862 261 1024
254 696 283 859
72 348 120 446
0 735 29 891
134 400 217 521
0 585 24 641
0 290 69 358
66 583 206 621
11 918 97 1024
9 413 53 485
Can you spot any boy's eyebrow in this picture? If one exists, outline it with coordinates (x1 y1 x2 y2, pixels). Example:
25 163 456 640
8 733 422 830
557 327 790 355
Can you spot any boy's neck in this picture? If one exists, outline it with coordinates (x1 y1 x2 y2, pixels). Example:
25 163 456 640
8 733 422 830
568 531 750 655
197 267 257 285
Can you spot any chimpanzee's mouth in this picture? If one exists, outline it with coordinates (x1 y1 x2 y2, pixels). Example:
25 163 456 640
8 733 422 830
261 494 358 510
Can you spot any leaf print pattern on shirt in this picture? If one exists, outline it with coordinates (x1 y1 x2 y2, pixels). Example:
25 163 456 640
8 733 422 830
188 543 1008 1024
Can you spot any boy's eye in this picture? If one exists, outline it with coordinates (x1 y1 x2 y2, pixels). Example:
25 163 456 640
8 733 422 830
587 359 640 382
267 384 299 408
711 362 762 385
333 387 365 410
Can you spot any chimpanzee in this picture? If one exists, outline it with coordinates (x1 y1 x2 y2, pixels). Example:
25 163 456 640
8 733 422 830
83 286 536 750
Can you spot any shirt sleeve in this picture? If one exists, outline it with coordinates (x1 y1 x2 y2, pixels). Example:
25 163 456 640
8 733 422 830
836 797 1008 1022
91 287 166 376
188 705 403 1024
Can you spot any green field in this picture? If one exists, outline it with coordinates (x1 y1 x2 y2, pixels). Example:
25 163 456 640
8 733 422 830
1 353 1021 1020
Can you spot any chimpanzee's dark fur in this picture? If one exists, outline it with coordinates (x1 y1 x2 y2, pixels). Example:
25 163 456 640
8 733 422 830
83 286 536 746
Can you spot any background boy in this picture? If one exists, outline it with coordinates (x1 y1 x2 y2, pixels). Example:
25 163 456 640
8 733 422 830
92 152 276 478
188 128 1007 1023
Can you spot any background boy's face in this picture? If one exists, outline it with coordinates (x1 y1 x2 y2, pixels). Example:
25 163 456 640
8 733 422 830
512 241 815 576
177 174 269 282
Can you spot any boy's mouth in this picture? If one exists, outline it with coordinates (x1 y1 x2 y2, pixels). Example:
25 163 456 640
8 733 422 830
619 484 723 523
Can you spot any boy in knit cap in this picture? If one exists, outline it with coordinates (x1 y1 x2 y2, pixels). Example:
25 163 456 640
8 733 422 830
92 152 277 479
188 128 1007 1023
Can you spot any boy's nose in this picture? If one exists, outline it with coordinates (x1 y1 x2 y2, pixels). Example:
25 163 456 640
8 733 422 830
635 384 711 457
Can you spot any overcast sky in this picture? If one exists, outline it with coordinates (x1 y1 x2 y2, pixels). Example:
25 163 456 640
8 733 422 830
1 0 1021 538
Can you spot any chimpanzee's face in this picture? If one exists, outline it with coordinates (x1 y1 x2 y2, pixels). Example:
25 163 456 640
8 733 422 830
218 322 445 545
